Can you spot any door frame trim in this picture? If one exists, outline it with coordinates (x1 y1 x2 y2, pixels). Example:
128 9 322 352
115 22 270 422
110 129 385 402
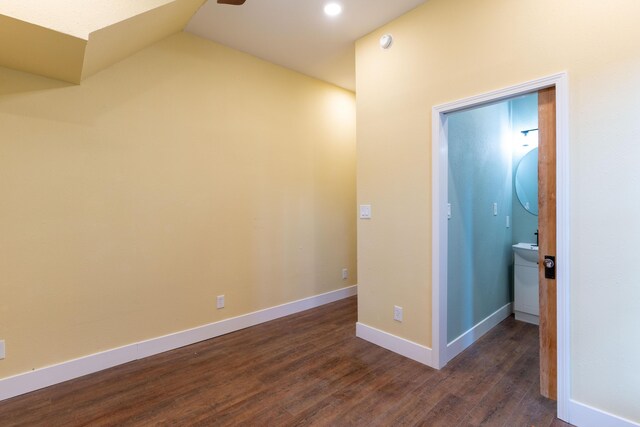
431 72 570 421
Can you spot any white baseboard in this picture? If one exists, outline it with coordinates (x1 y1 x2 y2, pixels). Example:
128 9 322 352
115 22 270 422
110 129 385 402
569 399 640 427
446 302 513 364
0 285 357 402
355 322 433 366
514 311 539 325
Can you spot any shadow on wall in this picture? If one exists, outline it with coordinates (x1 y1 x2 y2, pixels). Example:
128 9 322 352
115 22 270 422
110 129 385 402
0 36 184 124
0 67 72 97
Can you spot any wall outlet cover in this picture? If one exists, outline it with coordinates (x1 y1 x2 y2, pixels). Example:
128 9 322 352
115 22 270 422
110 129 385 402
0 340 5 360
342 268 348 280
393 306 403 322
216 295 225 309
359 205 372 219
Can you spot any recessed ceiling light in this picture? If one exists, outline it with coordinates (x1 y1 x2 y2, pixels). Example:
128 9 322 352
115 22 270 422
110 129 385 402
324 3 342 17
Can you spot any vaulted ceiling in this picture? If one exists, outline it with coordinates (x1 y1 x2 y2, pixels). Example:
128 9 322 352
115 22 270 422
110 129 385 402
0 0 426 90
186 0 427 91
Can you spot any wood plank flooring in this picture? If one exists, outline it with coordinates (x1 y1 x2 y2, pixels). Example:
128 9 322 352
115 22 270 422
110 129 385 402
0 297 571 426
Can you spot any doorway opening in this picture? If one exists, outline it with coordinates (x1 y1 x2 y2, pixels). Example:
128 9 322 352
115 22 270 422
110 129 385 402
446 93 538 343
431 73 569 421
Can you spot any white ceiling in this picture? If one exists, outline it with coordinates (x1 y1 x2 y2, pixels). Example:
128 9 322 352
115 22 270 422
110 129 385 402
186 0 426 91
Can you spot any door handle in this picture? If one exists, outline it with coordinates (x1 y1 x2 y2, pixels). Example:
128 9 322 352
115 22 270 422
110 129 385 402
544 255 556 279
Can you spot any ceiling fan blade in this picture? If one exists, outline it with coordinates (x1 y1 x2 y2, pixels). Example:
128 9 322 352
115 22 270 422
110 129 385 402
217 0 246 4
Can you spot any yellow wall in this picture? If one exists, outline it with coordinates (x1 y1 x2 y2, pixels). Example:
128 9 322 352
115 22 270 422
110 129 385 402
82 0 205 80
0 0 204 84
356 0 640 421
0 15 86 83
0 31 356 379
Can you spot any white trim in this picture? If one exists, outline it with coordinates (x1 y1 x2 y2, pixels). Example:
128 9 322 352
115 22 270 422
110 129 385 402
356 322 433 366
514 311 539 325
431 102 448 370
446 302 512 364
569 400 640 427
0 285 357 402
431 73 570 420
555 73 571 422
0 345 138 402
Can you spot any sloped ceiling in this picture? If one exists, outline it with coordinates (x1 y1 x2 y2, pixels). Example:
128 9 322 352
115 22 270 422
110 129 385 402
1 0 428 90
0 0 205 83
186 0 427 91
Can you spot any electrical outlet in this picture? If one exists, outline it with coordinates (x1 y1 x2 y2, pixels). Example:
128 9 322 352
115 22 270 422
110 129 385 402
342 268 348 280
394 306 403 322
493 202 498 216
0 340 5 360
359 205 372 219
216 295 225 309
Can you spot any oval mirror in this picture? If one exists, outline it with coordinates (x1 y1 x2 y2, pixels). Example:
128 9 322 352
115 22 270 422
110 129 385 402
515 148 538 215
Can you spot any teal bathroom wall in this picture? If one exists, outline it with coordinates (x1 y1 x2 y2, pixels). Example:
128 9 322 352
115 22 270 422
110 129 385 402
510 93 539 245
447 101 513 343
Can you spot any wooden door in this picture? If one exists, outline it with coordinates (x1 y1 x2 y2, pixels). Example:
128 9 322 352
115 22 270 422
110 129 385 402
538 87 557 400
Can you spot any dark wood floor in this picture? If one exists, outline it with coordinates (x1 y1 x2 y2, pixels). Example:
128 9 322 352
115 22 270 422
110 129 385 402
0 297 571 426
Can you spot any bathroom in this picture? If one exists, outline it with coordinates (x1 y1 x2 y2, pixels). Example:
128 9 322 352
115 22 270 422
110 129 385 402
447 92 540 356
510 94 541 325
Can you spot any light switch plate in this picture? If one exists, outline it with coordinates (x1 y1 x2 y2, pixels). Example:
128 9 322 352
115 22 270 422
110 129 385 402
359 205 372 219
